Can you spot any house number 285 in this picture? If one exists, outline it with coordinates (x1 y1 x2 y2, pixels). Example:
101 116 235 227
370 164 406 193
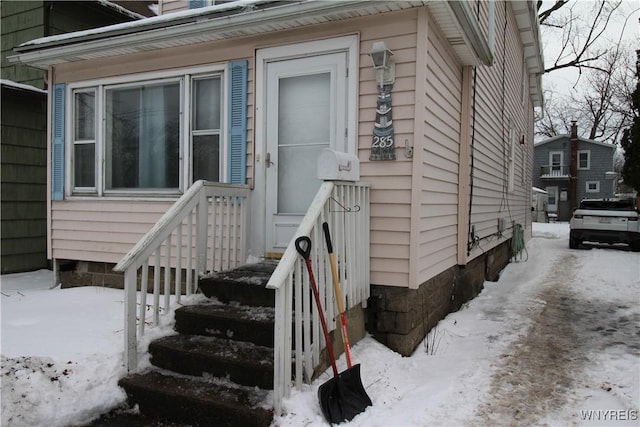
372 135 394 148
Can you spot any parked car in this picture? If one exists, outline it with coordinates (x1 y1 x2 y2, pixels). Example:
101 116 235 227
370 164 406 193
569 198 640 251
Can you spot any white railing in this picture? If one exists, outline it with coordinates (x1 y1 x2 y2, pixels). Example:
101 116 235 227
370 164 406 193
540 165 569 178
114 180 250 372
267 181 370 415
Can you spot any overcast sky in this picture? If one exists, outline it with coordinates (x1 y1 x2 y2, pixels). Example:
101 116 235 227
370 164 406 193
540 0 640 97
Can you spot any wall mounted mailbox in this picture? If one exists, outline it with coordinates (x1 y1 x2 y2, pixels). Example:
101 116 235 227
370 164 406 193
317 149 360 181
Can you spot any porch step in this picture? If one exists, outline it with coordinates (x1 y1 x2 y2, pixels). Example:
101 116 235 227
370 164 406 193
117 261 278 426
149 334 274 389
175 303 275 347
118 371 273 427
198 260 279 307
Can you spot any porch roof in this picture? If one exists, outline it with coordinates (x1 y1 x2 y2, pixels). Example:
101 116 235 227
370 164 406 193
9 0 543 105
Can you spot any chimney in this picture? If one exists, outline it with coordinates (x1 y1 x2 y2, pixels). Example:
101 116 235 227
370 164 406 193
569 121 578 210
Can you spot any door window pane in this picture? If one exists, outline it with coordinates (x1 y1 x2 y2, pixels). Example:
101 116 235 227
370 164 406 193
277 73 330 213
105 82 180 190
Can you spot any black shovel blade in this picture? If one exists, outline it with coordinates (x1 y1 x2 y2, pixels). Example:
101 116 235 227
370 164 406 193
317 364 372 424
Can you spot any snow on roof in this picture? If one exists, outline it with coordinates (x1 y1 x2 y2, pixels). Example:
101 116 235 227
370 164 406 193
534 133 617 149
0 79 47 94
17 0 270 50
95 0 148 20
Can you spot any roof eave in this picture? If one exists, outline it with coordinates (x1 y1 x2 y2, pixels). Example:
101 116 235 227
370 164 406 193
9 1 431 70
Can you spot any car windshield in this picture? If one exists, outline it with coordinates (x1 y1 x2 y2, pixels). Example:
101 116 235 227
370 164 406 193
578 199 635 211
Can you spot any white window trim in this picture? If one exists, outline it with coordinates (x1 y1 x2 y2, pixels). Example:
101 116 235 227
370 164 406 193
577 150 590 170
70 88 98 194
549 150 563 166
586 180 600 193
66 64 227 198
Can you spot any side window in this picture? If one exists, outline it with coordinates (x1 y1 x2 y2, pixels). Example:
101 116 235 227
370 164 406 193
586 181 600 193
72 89 97 191
192 76 222 182
578 150 590 170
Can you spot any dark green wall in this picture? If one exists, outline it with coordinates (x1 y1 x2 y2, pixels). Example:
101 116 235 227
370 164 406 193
1 1 45 88
1 86 48 273
1 1 141 273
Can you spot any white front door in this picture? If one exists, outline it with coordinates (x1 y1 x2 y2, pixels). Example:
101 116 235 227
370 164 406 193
251 36 357 258
263 53 347 253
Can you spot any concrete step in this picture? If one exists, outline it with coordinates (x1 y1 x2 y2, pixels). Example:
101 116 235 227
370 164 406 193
198 261 279 307
118 371 272 427
174 303 275 347
149 334 274 389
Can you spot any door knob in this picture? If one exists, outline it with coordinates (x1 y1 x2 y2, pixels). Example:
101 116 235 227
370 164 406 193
265 152 274 168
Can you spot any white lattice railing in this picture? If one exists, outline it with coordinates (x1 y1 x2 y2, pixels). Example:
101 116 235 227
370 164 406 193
114 180 250 371
266 181 371 415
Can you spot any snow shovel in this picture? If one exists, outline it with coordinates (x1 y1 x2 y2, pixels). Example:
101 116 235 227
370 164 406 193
322 222 353 367
295 236 372 424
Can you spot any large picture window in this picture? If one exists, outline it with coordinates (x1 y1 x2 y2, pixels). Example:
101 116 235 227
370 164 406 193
105 81 181 190
65 62 244 197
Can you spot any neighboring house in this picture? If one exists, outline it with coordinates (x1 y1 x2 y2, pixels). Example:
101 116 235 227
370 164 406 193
533 122 617 221
10 0 542 366
0 1 151 273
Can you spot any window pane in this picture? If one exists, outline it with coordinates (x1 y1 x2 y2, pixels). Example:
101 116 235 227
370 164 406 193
74 143 95 187
579 152 588 168
193 134 220 182
194 77 221 130
105 82 180 190
74 92 95 140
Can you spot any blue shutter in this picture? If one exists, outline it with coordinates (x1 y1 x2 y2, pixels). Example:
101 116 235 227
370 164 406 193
188 0 206 9
51 83 65 201
227 60 247 184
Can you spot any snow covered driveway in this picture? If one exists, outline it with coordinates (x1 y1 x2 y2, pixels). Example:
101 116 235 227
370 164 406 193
1 223 638 427
476 249 639 426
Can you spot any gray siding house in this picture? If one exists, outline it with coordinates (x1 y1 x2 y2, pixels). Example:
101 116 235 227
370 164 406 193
533 123 616 221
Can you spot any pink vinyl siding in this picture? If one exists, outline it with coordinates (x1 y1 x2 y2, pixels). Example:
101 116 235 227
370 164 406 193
46 3 535 289
413 11 463 284
465 1 531 258
358 11 418 287
51 200 169 263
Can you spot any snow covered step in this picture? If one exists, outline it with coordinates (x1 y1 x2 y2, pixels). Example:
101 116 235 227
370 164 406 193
198 261 279 307
149 334 274 389
118 371 273 427
175 303 275 347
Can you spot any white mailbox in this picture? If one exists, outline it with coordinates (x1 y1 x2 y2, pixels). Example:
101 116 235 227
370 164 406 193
317 149 360 181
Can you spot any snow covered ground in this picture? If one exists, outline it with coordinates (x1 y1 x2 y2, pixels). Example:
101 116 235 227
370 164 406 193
1 222 638 427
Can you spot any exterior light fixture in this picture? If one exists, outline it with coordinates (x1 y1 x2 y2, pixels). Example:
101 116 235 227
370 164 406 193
368 41 396 161
368 41 395 88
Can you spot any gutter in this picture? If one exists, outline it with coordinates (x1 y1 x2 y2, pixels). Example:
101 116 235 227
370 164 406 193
447 1 494 66
10 1 429 70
